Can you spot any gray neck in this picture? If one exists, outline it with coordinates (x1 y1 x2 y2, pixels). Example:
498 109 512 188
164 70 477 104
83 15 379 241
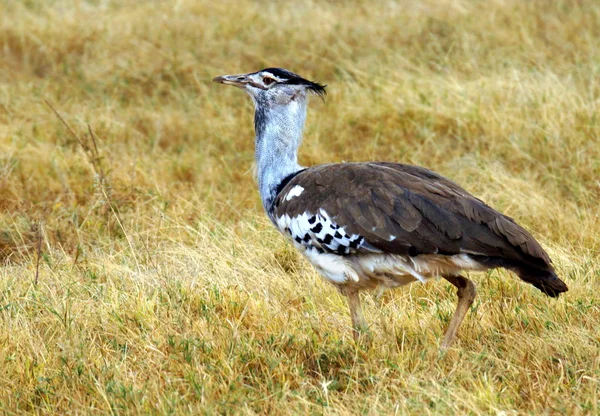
253 95 307 215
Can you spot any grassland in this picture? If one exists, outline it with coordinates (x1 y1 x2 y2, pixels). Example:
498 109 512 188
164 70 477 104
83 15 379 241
1 0 599 414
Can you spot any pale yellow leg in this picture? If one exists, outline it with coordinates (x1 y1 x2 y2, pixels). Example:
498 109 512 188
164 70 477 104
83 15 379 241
440 275 476 350
343 288 368 341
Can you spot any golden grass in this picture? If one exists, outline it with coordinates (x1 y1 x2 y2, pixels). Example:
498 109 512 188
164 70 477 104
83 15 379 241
1 0 599 413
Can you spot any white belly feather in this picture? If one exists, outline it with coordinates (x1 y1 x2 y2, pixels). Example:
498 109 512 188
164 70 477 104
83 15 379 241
301 245 486 289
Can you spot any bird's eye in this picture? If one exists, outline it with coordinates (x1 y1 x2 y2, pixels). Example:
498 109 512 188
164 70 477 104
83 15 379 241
263 77 275 86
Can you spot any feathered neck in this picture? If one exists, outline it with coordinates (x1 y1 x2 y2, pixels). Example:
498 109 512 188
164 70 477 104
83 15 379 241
252 94 307 216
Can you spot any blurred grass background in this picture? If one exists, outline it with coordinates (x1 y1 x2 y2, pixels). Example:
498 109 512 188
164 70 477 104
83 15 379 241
0 0 599 414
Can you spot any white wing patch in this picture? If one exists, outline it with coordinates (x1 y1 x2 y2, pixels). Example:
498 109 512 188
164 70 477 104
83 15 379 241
284 185 304 201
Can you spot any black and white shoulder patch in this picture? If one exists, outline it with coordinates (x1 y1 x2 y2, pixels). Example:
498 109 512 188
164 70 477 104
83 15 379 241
275 208 370 255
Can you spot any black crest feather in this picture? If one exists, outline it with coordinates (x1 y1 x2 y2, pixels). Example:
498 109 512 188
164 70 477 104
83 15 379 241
261 67 327 97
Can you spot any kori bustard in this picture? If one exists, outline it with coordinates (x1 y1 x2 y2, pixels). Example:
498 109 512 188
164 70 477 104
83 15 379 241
213 68 568 348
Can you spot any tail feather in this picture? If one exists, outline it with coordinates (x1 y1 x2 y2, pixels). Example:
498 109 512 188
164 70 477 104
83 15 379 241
511 266 568 298
472 256 568 297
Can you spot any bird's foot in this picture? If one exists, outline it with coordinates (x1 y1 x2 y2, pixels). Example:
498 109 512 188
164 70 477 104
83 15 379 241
352 326 373 348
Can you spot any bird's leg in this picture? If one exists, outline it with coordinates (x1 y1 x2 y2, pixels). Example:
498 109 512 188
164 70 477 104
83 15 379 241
342 287 368 341
441 275 476 350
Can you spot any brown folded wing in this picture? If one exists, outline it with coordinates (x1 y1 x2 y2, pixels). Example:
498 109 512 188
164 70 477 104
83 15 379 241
272 162 552 269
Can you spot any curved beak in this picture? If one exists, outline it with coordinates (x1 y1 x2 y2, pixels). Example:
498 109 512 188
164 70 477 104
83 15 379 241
212 73 250 88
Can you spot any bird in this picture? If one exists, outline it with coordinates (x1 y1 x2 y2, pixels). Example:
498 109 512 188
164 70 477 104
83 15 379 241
212 67 568 349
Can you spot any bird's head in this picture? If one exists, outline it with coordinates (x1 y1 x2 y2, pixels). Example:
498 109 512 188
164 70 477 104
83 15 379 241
213 68 326 106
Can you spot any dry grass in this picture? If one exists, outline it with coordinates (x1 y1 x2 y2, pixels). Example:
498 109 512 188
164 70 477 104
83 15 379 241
1 0 599 414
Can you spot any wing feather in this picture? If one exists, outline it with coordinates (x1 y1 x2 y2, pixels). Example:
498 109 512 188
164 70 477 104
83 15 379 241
272 162 552 267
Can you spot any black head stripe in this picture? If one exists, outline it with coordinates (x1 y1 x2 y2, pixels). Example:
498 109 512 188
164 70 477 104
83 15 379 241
260 67 327 97
261 68 297 79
